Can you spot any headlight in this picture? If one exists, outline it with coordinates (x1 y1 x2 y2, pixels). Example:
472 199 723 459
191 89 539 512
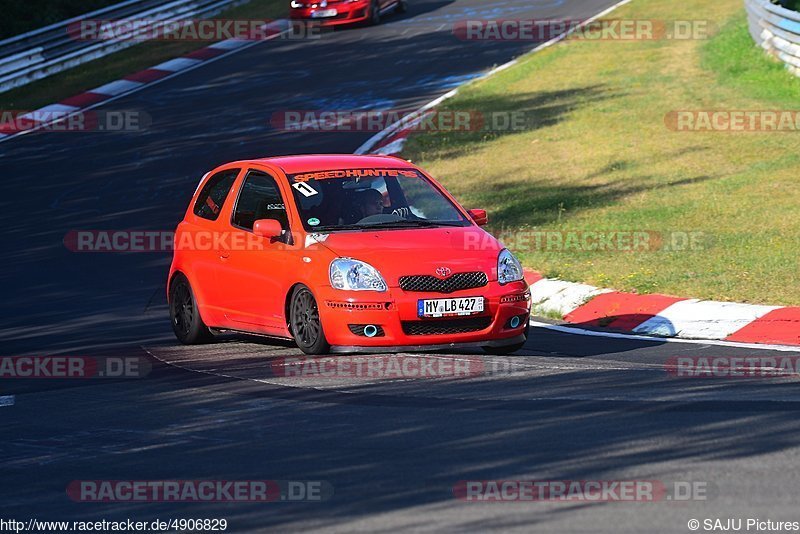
329 258 387 291
290 1 303 8
497 249 524 285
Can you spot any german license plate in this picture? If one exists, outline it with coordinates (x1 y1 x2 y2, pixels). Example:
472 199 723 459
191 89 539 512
311 8 337 17
418 297 484 318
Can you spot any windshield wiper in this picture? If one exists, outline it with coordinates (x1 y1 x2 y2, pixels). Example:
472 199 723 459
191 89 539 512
355 220 465 229
307 220 465 232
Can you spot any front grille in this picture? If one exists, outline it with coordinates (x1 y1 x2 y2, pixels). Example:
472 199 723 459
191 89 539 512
399 272 488 293
401 316 492 336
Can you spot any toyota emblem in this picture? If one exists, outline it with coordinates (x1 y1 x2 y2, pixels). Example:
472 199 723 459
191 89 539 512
435 267 452 278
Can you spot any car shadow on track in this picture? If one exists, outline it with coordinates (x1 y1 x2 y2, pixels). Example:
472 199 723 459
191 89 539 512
191 314 673 360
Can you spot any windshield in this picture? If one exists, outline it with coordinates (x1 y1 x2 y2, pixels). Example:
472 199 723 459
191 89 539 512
287 168 470 231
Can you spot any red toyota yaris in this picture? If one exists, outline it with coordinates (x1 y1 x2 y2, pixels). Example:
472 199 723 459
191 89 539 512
289 0 406 26
168 154 531 354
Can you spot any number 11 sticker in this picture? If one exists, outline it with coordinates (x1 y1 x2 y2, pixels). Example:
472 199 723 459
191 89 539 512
293 182 319 198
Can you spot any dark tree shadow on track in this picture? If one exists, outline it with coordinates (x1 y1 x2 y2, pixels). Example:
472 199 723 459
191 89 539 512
4 336 800 529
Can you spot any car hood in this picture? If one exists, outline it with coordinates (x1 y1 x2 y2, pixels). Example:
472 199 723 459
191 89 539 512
312 226 504 286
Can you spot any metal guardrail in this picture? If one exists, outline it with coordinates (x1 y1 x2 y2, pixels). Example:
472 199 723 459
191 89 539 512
745 0 800 77
0 0 250 93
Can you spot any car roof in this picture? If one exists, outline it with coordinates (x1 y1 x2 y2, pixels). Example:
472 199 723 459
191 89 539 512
248 154 416 174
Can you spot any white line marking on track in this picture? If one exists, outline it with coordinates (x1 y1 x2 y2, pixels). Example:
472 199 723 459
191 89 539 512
530 320 800 353
372 138 408 155
356 88 459 154
0 396 15 407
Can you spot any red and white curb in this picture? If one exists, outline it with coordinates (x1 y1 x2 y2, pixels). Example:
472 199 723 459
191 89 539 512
352 0 798 349
0 20 290 143
523 270 800 347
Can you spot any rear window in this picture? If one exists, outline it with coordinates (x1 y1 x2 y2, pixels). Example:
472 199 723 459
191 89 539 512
193 169 239 221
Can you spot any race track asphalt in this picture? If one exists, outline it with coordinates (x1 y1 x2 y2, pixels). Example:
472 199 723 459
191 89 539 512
3 0 800 531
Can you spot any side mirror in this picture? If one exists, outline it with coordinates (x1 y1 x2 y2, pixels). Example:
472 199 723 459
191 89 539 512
253 219 283 239
468 209 488 226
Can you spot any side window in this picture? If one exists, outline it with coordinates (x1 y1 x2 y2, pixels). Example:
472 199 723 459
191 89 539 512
193 169 239 221
232 170 290 234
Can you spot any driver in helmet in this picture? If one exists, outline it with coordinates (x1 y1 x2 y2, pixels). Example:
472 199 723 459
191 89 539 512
355 188 384 219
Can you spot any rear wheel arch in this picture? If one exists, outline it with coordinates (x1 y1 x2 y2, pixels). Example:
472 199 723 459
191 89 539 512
168 270 202 303
167 270 186 303
168 271 209 323
168 272 214 344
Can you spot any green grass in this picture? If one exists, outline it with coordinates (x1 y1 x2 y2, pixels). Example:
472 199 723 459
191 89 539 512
0 0 286 110
403 0 800 306
703 11 800 104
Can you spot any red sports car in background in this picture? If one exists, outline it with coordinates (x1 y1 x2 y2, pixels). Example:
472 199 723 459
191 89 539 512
289 0 407 26
168 154 531 354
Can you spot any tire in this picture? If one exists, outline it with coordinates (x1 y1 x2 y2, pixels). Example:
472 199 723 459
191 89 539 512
396 0 407 13
289 285 330 355
369 0 381 25
169 274 213 344
482 323 529 355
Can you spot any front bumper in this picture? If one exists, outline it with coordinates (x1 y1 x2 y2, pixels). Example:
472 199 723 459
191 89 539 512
316 280 531 349
290 1 370 26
